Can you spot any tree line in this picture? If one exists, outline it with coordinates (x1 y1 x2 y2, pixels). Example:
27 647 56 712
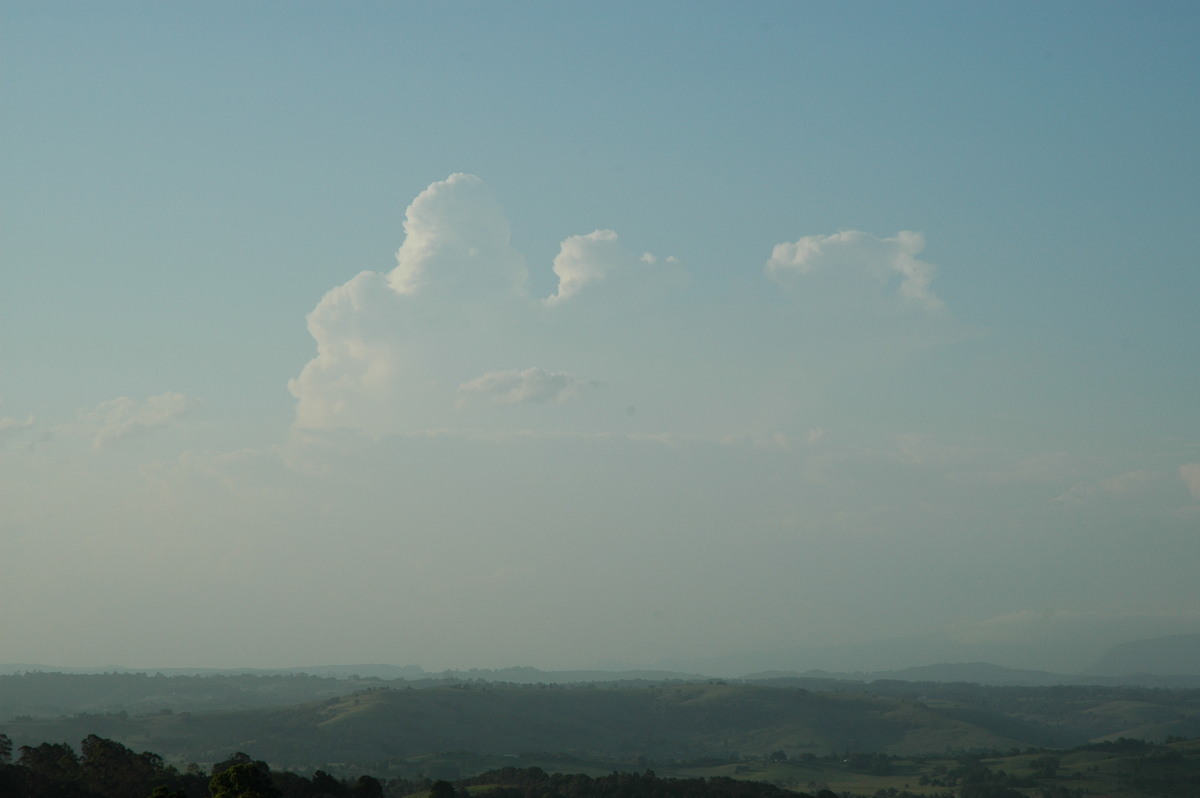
0 734 834 798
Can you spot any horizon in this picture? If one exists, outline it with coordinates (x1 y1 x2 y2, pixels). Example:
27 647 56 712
3 3 1199 675
4 627 1199 681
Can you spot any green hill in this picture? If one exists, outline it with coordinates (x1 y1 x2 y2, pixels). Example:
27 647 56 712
0 682 1071 773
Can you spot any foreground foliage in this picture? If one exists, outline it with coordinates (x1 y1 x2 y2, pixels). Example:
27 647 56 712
2 732 1200 798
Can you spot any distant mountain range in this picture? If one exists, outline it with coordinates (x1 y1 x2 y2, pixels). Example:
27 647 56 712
4 633 1197 687
641 631 1200 685
0 662 704 683
739 633 1200 688
750 661 1200 689
1082 633 1200 676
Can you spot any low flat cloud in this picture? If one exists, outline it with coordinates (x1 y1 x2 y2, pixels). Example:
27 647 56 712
458 367 598 406
79 392 195 448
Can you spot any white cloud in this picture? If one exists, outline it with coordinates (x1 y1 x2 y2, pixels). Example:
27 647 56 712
79 392 195 448
388 173 528 299
458 367 598 406
766 230 943 310
290 175 952 440
289 270 408 432
289 174 538 433
289 175 686 435
544 229 624 305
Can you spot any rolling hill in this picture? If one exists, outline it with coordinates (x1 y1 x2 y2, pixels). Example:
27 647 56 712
0 682 1075 772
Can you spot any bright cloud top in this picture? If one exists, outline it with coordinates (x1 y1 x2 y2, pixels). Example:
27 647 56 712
289 173 628 434
766 230 943 310
388 173 528 299
545 229 623 305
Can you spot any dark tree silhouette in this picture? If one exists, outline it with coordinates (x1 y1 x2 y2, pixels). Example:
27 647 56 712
210 762 281 798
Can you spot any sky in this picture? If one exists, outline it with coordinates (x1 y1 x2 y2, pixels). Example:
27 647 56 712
2 1 1199 675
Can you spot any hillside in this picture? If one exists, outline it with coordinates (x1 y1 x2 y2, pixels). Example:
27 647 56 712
3 675 1200 785
0 682 1077 773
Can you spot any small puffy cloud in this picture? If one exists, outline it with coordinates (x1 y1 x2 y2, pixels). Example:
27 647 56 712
80 392 195 448
0 414 34 433
545 229 624 305
1180 463 1200 499
0 413 35 448
458 367 598 406
766 230 943 310
388 173 528 299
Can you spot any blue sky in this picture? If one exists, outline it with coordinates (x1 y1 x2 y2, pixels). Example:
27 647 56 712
2 2 1199 672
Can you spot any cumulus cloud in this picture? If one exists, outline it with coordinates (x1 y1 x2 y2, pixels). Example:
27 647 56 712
289 174 945 439
80 392 195 448
288 270 408 432
766 230 943 310
545 229 624 305
289 174 689 434
458 367 598 406
290 174 541 433
388 173 528 299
